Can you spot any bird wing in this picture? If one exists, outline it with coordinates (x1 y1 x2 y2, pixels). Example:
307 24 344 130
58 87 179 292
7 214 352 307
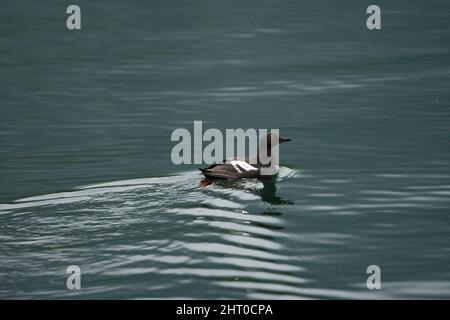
200 160 260 179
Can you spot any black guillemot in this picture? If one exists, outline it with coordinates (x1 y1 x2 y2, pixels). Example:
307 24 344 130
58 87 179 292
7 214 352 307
199 133 291 186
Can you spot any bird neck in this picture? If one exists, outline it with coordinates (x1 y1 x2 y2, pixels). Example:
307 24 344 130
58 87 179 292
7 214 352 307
257 143 276 166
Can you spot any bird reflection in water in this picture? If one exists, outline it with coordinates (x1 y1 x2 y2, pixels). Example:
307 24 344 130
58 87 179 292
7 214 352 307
201 176 293 205
258 178 294 205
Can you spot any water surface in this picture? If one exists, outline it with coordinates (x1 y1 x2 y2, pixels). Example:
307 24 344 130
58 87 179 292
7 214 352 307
1 0 450 299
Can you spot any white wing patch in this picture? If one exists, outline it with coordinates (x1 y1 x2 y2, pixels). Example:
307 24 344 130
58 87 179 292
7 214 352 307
230 160 258 173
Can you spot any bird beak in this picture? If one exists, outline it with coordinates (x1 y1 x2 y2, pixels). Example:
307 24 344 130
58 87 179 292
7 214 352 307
279 137 292 143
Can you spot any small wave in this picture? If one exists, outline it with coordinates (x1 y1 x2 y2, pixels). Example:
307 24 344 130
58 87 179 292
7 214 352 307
0 167 303 299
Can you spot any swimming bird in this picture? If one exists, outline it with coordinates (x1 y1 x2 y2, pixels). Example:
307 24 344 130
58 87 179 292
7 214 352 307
199 133 291 186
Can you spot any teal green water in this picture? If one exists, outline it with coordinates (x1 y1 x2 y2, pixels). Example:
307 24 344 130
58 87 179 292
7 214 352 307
1 0 450 299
